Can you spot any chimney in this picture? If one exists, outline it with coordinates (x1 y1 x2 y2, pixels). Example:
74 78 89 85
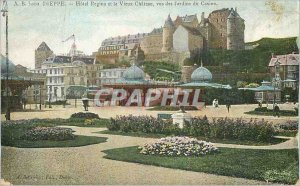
272 53 275 58
235 7 237 12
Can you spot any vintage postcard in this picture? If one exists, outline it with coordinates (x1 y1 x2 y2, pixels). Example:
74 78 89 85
0 0 299 185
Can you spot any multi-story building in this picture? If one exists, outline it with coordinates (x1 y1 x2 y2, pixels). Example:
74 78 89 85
95 8 245 65
32 42 102 102
99 68 127 85
268 53 299 89
96 33 148 64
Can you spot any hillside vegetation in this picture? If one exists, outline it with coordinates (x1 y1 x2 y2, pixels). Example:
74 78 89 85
202 37 298 73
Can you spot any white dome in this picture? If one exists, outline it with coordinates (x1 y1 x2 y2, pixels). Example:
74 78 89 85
191 66 212 82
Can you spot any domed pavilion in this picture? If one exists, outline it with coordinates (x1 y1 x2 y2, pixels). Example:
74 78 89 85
179 63 232 89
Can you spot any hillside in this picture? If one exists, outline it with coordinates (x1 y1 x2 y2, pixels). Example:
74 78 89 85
202 37 298 73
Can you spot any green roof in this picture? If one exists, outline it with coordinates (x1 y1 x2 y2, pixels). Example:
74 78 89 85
179 82 232 89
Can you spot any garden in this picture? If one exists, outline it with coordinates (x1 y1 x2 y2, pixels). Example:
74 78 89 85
102 115 296 145
1 112 109 148
245 107 298 117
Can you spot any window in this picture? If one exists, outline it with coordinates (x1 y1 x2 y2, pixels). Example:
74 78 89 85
54 77 57 83
50 69 52 74
61 69 64 74
49 77 52 83
61 77 64 83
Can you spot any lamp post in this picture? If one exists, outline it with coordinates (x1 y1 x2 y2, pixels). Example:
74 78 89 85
48 86 52 108
296 36 300 182
272 58 281 109
1 0 10 120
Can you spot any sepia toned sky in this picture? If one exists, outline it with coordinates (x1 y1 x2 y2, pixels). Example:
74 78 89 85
0 0 299 68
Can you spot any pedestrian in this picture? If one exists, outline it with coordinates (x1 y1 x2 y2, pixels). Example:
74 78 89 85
215 99 219 108
274 103 280 117
226 103 231 113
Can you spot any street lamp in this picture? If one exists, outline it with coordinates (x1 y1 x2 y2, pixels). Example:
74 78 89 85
272 58 281 109
296 36 300 182
48 86 52 108
1 0 10 120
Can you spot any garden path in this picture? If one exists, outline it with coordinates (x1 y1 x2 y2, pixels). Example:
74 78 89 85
2 126 271 185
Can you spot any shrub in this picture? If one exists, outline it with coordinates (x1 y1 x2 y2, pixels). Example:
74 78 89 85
108 115 275 142
188 117 274 142
139 136 219 156
70 112 100 119
107 115 177 134
22 127 75 141
278 120 298 131
254 107 268 112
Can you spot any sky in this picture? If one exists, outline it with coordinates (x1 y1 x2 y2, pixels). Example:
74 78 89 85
0 0 299 69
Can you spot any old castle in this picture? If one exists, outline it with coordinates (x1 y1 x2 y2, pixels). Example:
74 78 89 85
95 8 245 65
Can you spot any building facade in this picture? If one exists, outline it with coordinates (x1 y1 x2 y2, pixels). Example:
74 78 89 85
95 8 245 65
99 68 127 85
268 53 299 89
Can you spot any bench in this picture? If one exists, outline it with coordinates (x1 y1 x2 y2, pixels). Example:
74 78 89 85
157 113 172 119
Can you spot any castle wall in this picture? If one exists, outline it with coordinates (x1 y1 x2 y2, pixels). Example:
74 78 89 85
188 33 204 52
227 18 245 50
140 34 163 55
207 10 230 49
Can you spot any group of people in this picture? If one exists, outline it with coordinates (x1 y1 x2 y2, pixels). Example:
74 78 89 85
212 99 231 113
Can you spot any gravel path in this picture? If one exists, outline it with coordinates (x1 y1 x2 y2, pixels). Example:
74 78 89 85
2 126 273 185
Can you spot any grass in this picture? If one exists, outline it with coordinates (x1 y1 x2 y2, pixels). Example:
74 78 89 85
1 118 109 148
97 130 287 146
103 146 299 184
3 135 107 148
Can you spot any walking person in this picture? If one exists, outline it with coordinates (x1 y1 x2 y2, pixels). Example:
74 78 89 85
274 103 280 117
226 103 231 113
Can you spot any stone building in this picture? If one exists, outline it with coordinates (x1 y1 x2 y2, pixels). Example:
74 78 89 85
96 33 148 64
96 8 245 66
35 42 53 69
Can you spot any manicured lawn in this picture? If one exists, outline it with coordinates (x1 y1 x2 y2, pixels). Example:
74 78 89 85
97 130 287 146
1 118 108 148
4 135 107 148
103 146 299 184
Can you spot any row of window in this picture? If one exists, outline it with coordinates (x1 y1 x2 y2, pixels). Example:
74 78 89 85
100 45 123 51
101 71 124 77
99 51 119 55
49 77 64 84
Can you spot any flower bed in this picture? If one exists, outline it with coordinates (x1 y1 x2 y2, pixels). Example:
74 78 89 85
186 117 275 142
139 136 218 156
70 112 100 119
108 115 275 142
22 127 75 141
108 115 178 134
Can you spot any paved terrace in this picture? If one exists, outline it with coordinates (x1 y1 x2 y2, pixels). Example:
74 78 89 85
1 103 298 185
1 103 298 124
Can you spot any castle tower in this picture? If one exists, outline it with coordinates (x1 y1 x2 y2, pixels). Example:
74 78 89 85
227 8 245 50
161 14 175 53
35 42 53 68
